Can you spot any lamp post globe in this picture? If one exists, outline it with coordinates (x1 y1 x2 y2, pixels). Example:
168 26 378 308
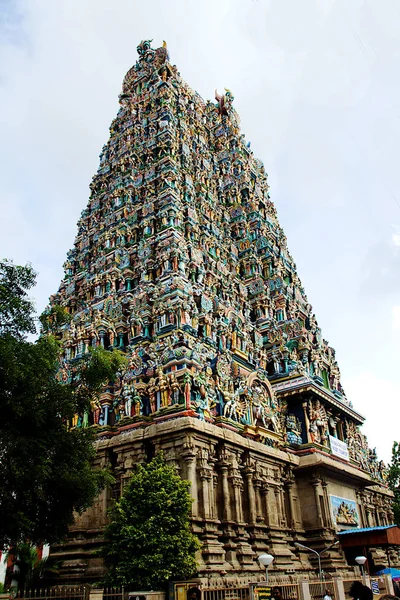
355 556 367 577
258 554 274 583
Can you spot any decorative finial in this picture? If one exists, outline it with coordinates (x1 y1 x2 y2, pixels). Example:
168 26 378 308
136 39 153 57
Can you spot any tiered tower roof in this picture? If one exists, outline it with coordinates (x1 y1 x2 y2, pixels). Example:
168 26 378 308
49 40 385 483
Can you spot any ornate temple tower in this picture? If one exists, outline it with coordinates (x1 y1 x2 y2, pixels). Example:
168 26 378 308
49 41 393 583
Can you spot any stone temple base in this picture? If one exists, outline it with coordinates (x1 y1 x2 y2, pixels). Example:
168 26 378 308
48 416 391 584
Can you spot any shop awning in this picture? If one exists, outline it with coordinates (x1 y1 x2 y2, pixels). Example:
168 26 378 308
337 525 400 547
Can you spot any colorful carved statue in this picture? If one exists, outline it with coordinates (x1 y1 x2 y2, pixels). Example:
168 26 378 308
308 398 328 445
286 414 303 445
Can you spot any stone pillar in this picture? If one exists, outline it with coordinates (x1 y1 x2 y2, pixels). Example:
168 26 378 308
311 477 324 527
274 486 283 526
219 462 232 522
261 483 271 526
285 480 296 529
333 577 345 600
118 332 124 348
198 447 215 520
99 331 105 348
279 485 287 527
254 478 263 522
302 401 311 442
357 491 368 528
210 470 218 519
322 481 333 528
103 403 110 425
89 589 104 600
200 470 211 519
244 465 257 525
98 453 112 526
230 474 244 523
299 580 312 600
182 442 198 517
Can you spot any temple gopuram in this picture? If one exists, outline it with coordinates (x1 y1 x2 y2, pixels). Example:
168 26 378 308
48 41 395 584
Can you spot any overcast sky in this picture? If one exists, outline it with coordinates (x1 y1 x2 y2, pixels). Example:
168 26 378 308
1 0 399 462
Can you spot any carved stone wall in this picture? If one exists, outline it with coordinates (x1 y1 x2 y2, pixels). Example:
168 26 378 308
50 418 395 584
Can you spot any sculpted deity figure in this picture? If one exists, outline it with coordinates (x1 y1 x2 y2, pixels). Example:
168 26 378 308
147 377 157 413
183 372 192 409
156 366 170 407
91 398 101 424
169 372 181 404
130 312 144 337
182 300 192 326
286 414 303 445
289 347 298 369
251 382 277 431
108 327 116 347
329 361 341 390
121 383 133 417
203 312 213 337
308 398 328 444
133 388 143 416
195 395 210 421
311 349 322 377
224 396 239 421
271 350 281 374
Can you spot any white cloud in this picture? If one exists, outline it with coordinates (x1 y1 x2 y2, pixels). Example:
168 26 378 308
345 373 400 463
1 0 400 465
391 305 400 330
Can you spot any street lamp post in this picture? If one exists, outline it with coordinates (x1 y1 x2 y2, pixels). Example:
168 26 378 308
295 541 339 597
355 556 367 578
258 554 274 584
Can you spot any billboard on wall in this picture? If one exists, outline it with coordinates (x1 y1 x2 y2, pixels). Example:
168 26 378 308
251 585 272 600
330 495 359 527
329 435 349 461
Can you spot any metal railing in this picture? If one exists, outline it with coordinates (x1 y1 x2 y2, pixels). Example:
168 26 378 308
269 582 299 600
103 588 127 600
202 586 250 600
342 579 364 600
203 581 300 600
309 580 336 600
14 587 88 600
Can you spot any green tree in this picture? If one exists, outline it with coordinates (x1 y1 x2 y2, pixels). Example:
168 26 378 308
102 453 200 590
39 304 72 336
0 260 127 549
0 259 37 338
388 441 400 524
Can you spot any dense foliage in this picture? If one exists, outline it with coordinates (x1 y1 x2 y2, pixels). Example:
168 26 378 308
0 260 37 338
388 441 400 524
0 260 126 549
102 453 200 590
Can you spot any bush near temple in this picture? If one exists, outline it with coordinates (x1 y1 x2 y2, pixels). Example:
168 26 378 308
102 453 200 590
